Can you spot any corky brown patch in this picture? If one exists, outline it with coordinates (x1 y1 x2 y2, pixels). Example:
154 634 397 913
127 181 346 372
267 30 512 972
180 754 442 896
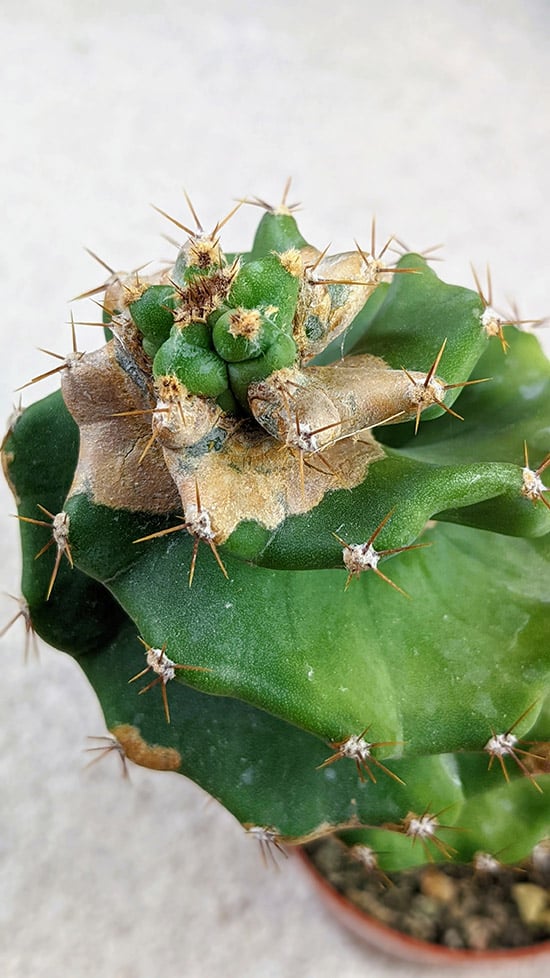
1 447 18 504
111 724 181 771
162 418 385 542
61 342 180 514
249 356 438 456
295 250 376 362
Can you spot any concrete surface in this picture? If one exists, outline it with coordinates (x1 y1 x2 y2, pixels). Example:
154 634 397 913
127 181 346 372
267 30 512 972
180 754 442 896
1 1 549 976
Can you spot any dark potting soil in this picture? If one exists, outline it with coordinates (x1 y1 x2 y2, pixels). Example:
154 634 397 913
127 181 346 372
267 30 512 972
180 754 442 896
304 837 550 951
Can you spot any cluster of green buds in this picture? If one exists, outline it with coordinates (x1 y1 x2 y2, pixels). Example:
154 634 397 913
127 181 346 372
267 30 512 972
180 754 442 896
3 184 549 876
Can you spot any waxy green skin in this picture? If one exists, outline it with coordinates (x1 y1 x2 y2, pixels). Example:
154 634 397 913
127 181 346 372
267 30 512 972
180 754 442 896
4 203 550 869
128 285 176 359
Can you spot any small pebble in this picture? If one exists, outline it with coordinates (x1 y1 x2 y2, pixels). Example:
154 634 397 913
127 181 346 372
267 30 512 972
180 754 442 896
463 915 499 951
420 867 456 904
400 910 438 943
346 887 396 924
512 883 548 926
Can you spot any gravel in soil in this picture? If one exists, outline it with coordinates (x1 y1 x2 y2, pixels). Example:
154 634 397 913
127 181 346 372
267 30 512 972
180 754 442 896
304 837 550 951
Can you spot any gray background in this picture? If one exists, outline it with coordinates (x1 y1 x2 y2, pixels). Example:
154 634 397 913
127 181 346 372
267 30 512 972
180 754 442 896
1 2 549 975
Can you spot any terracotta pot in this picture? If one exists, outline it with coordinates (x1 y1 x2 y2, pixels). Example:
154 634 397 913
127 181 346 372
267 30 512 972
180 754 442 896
295 848 550 966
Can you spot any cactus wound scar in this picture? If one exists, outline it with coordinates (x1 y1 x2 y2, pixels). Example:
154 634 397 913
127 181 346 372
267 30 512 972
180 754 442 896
110 724 181 771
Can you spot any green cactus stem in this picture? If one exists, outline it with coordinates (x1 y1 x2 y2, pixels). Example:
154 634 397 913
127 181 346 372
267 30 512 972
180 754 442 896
3 192 549 872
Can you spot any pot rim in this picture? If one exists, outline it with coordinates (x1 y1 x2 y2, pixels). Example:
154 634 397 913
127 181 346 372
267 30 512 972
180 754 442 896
295 847 550 966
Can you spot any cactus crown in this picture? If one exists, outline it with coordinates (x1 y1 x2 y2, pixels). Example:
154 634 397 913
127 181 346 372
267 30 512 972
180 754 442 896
3 188 549 872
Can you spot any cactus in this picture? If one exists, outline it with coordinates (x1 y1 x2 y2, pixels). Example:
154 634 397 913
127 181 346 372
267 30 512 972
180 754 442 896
3 188 549 876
